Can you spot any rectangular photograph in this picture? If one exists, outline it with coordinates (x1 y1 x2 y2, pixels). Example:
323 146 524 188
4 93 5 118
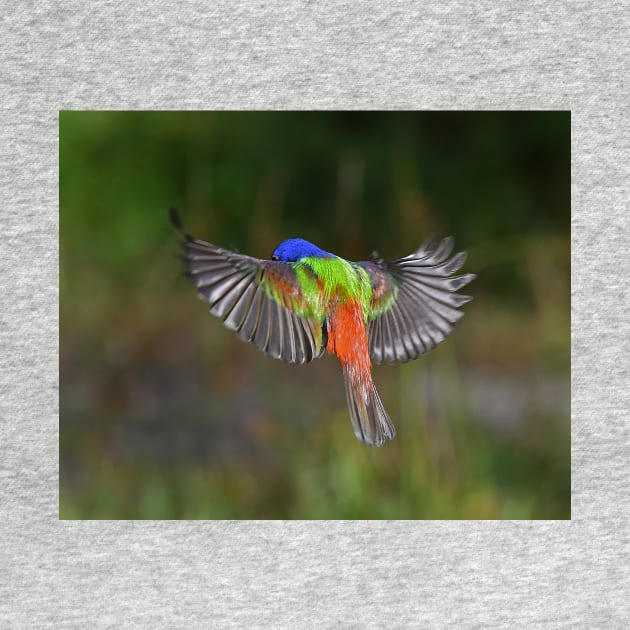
59 111 570 519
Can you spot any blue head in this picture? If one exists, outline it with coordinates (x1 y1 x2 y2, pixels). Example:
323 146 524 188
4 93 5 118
271 238 334 262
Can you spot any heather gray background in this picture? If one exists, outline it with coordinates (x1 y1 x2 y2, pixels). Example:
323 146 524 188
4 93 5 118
2 1 628 627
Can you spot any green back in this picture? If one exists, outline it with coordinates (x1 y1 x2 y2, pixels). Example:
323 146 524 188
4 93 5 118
292 256 373 321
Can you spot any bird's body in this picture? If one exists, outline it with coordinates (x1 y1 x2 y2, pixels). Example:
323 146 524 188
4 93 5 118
272 246 394 443
175 214 475 446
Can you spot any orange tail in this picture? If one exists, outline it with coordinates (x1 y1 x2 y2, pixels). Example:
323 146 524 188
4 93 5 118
326 300 395 446
342 365 396 446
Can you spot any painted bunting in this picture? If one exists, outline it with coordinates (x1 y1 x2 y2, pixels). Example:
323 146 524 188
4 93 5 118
173 209 475 446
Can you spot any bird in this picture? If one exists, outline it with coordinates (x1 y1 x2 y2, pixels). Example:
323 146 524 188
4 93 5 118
171 208 475 446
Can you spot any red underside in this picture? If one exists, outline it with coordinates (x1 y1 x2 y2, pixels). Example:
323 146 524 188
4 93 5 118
326 300 372 390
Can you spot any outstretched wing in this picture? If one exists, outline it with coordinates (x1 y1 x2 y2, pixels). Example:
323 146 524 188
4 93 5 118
357 236 476 365
180 236 326 364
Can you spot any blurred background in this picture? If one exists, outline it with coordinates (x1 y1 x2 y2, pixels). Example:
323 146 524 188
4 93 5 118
60 111 570 519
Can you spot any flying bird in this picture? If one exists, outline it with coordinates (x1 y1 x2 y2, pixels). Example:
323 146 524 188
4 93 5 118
172 209 475 446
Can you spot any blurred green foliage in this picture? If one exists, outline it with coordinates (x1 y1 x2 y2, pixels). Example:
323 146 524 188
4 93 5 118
60 111 570 519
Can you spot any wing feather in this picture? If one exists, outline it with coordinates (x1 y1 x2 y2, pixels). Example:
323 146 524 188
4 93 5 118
181 236 325 364
359 236 475 365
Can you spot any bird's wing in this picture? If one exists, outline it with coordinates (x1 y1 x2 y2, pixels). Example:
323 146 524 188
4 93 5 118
181 236 326 364
357 236 476 365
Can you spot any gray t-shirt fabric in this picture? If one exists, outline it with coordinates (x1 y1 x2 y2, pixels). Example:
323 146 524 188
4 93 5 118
2 2 629 627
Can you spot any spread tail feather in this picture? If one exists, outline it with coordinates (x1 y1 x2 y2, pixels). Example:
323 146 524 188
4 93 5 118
342 366 396 446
